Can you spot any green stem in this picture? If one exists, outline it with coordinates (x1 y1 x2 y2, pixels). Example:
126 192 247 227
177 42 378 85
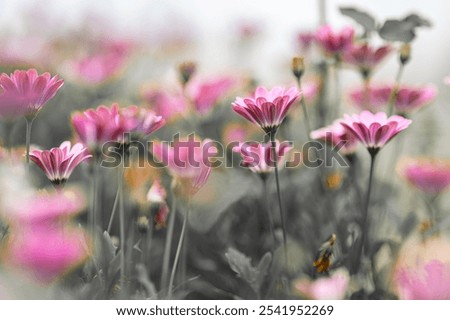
107 186 120 234
167 198 191 299
296 78 312 138
387 64 404 116
353 151 377 274
269 130 288 266
2 121 13 149
161 186 177 291
118 164 126 290
25 118 34 166
262 177 276 249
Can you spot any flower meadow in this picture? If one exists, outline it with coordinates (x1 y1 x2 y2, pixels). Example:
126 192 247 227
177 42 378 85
0 1 449 301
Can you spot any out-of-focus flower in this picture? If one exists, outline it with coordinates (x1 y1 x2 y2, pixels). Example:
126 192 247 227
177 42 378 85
348 84 437 114
141 87 187 122
120 105 165 139
444 77 450 86
296 31 316 52
65 39 132 85
5 225 89 282
187 76 238 115
340 111 411 153
232 86 301 134
233 140 293 176
348 84 392 112
393 236 450 299
394 85 437 114
343 43 392 77
146 179 169 229
146 178 166 204
124 158 160 207
152 137 217 196
29 141 91 187
222 122 259 146
71 104 135 150
310 120 358 155
315 25 354 57
397 157 450 196
294 269 349 300
0 69 64 120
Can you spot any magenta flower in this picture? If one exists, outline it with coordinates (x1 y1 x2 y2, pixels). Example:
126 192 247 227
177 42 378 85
348 84 392 112
395 85 437 114
340 111 412 153
29 141 91 187
343 43 392 76
398 157 450 195
187 76 237 115
394 260 450 299
142 87 187 121
120 105 166 138
71 104 136 149
315 25 354 56
232 86 301 134
294 269 349 300
6 224 89 282
310 120 358 155
233 140 293 176
0 69 64 120
152 137 217 196
296 31 316 52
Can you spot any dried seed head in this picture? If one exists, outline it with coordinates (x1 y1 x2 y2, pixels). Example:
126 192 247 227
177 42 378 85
292 56 305 79
178 61 197 87
400 43 411 65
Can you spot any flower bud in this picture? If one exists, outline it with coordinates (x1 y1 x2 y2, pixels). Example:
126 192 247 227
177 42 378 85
399 43 411 65
178 61 196 87
292 56 305 79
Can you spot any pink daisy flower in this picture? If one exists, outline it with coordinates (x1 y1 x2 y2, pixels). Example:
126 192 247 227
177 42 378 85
232 86 301 134
310 120 358 155
395 85 437 114
120 105 166 138
340 111 412 153
398 157 450 195
315 25 354 56
0 68 64 120
141 87 187 122
348 84 392 112
232 140 293 177
343 43 392 76
294 269 349 300
29 141 91 187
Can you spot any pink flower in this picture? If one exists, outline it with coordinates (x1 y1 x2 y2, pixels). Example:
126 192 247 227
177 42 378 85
343 43 392 75
6 224 89 282
120 105 166 138
188 76 237 115
142 87 187 121
315 25 354 56
232 86 301 133
152 137 217 196
71 104 136 149
348 84 437 114
296 31 316 52
444 77 450 86
6 188 86 225
398 157 450 195
340 111 411 152
30 141 91 187
310 120 358 155
394 260 450 299
294 269 349 300
233 140 292 176
348 84 392 112
395 85 437 114
154 202 169 229
0 69 64 119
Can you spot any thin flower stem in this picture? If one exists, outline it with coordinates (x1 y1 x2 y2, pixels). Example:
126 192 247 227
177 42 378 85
25 118 34 166
89 156 99 236
262 178 276 249
2 121 13 149
296 78 312 138
353 152 377 274
161 187 177 292
167 198 191 299
143 221 154 266
118 164 126 290
106 186 120 234
269 130 288 266
330 61 341 123
387 64 405 116
318 0 327 26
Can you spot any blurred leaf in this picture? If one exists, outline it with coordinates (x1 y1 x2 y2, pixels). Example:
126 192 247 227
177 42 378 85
340 7 377 33
225 248 272 296
379 19 416 42
403 13 431 28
